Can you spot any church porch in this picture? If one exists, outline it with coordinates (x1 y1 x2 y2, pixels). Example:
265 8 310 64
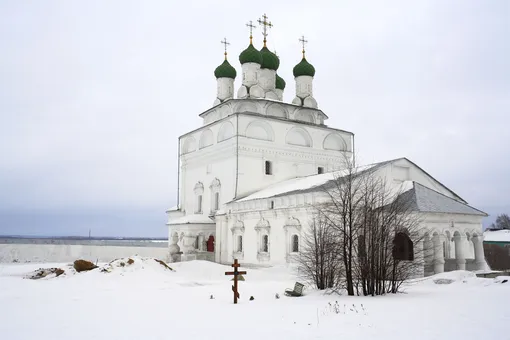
167 214 216 263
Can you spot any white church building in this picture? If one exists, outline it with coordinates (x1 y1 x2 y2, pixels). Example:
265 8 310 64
166 16 488 277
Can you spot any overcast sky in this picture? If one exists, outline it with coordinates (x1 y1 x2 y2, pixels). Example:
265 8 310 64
1 0 509 237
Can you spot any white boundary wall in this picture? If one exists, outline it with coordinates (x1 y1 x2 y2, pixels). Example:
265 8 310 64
0 244 169 263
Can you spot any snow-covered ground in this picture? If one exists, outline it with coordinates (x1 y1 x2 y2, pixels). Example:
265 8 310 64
0 257 509 340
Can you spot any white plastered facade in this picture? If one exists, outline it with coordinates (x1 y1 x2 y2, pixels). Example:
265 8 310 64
167 100 487 276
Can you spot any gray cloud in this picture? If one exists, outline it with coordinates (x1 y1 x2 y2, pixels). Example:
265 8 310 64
1 0 509 236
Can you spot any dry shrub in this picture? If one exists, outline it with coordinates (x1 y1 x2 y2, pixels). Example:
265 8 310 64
73 259 98 272
154 259 173 271
127 258 134 265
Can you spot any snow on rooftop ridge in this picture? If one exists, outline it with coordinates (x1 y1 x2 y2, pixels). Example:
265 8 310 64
235 163 384 203
235 173 335 202
484 229 510 242
166 214 214 225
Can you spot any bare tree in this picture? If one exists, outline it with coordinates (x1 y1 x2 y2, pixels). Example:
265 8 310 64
354 173 424 295
296 212 342 290
490 214 510 230
299 155 426 296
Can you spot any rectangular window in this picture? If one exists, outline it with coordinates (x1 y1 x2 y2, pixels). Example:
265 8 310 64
237 235 243 252
270 200 274 209
197 195 203 213
214 192 220 211
265 160 272 175
262 234 269 252
318 167 324 174
292 235 299 252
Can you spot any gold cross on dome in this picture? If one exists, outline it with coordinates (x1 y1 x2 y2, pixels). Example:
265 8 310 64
299 35 308 57
220 37 230 59
257 13 273 46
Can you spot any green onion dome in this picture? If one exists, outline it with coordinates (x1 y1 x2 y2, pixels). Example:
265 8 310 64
260 46 279 70
275 73 286 90
239 43 263 65
214 59 237 79
293 57 315 77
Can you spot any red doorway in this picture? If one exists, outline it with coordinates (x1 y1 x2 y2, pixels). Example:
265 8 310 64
206 235 215 252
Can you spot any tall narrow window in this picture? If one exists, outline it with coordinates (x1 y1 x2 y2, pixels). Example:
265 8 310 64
237 235 243 252
197 195 203 213
292 235 299 252
318 167 324 174
270 200 274 209
214 192 220 211
262 235 269 252
265 160 272 175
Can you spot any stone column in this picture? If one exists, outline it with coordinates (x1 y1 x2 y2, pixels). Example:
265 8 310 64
197 234 205 251
169 232 181 263
433 234 445 274
454 234 466 270
182 233 197 254
472 235 486 270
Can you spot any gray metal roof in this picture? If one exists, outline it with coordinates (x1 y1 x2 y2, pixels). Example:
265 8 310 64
406 182 487 216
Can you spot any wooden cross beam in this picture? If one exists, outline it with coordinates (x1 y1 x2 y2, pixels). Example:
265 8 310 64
225 258 247 304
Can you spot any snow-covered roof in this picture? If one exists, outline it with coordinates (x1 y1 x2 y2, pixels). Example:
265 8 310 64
234 162 386 203
235 172 336 202
166 214 214 225
484 229 510 243
399 182 487 216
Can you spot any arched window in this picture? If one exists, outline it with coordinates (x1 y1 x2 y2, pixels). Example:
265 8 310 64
292 235 299 252
210 178 221 213
393 232 414 261
194 182 204 214
262 235 269 252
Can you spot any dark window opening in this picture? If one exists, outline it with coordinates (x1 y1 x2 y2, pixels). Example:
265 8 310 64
318 167 324 174
237 235 243 252
392 232 414 261
262 235 269 252
265 161 272 175
270 200 274 209
292 235 299 252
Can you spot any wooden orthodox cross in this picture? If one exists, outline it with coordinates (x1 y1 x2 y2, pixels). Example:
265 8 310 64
225 259 247 304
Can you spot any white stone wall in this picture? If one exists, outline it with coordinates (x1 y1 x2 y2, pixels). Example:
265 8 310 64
216 77 234 102
295 75 313 98
374 158 465 202
241 62 260 88
0 244 169 263
200 100 329 127
217 206 313 265
258 68 276 92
